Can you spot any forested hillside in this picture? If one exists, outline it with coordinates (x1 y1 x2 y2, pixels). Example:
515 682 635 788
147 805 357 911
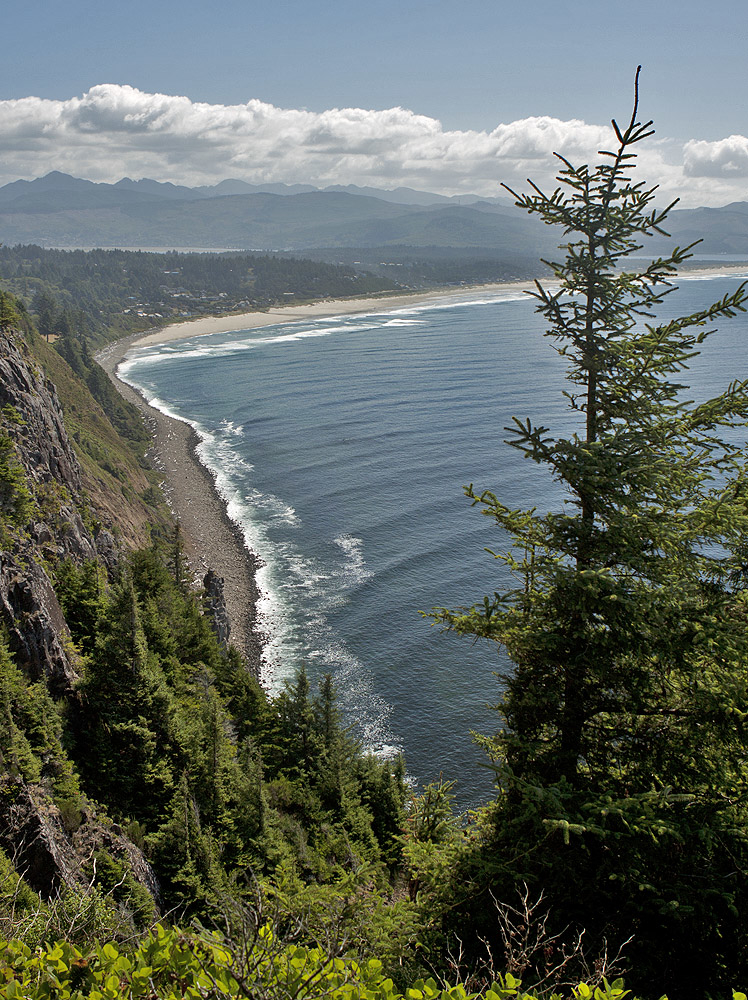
0 245 402 347
0 290 648 1000
0 301 411 934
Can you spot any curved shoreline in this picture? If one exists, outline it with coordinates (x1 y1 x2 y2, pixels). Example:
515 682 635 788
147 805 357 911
98 267 746 678
96 283 515 678
127 280 532 347
97 337 265 674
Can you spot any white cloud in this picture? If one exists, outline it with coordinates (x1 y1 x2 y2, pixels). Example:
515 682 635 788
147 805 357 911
0 85 746 207
683 135 748 178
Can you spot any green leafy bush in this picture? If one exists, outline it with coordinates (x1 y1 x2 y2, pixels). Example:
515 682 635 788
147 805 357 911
0 923 674 1000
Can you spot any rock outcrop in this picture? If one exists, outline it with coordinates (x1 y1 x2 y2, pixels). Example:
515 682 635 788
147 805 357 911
0 776 159 906
0 333 82 493
0 551 77 696
0 331 98 693
0 328 159 912
203 569 231 648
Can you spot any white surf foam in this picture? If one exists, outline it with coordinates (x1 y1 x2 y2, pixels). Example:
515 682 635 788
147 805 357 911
334 533 373 588
680 270 748 282
120 291 534 378
121 390 400 756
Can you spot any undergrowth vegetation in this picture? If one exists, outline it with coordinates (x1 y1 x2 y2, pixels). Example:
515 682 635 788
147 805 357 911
0 923 657 1000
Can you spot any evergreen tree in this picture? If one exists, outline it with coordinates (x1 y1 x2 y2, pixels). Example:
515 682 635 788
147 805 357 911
273 666 320 781
170 522 189 592
0 630 72 790
0 291 19 332
33 290 58 341
435 70 748 995
72 573 175 823
0 430 32 533
55 560 107 655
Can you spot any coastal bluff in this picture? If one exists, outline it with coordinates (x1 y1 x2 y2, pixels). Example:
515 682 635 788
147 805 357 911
0 326 160 908
0 321 250 914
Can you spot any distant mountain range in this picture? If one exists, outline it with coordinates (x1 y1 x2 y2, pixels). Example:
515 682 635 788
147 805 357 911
1 171 747 261
0 172 549 261
0 171 511 209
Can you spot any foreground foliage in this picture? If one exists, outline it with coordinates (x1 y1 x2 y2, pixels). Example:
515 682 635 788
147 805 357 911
0 924 662 1000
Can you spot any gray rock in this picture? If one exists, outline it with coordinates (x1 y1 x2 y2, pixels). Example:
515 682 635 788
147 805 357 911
0 334 82 491
94 528 120 571
0 549 78 695
203 569 231 648
0 329 161 917
0 776 160 908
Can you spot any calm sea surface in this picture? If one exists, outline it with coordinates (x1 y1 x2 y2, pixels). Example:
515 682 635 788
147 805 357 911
120 273 748 806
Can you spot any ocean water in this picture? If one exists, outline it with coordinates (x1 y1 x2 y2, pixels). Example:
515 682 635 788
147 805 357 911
119 273 748 806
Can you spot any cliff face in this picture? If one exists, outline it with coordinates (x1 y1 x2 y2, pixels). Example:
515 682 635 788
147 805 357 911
0 776 160 906
0 328 156 913
0 316 411 944
0 331 117 695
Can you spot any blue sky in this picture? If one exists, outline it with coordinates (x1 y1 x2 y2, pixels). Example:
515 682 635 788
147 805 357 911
3 0 747 205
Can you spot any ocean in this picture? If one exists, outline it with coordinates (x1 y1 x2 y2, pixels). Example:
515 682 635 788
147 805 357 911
119 272 748 807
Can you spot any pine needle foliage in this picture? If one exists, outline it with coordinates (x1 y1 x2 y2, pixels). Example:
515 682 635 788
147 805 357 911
437 67 748 790
433 70 748 994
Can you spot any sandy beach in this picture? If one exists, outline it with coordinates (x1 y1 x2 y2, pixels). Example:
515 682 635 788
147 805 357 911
123 263 748 350
100 266 748 676
130 281 530 347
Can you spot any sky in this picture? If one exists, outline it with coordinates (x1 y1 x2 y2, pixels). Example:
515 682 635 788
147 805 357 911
2 0 747 207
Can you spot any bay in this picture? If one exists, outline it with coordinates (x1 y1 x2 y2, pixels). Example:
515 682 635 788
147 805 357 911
119 272 748 806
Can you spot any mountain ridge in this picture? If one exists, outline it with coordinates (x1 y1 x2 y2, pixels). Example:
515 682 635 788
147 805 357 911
2 171 747 258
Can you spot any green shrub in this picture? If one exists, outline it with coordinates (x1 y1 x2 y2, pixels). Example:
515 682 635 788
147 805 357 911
0 923 675 1000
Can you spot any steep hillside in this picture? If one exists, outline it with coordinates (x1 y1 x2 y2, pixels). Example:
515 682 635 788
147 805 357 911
0 322 161 924
26 331 168 543
0 304 408 945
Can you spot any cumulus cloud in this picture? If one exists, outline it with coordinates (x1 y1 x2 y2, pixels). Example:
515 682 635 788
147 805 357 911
683 135 748 178
0 85 745 207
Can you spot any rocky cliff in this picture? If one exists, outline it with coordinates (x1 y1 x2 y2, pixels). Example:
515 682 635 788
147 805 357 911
0 312 410 949
0 330 120 693
0 326 158 917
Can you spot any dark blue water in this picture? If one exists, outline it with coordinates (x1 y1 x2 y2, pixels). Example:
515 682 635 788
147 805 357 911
119 273 748 806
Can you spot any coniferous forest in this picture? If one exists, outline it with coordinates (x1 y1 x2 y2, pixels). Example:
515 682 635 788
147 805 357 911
3 79 748 999
0 246 402 347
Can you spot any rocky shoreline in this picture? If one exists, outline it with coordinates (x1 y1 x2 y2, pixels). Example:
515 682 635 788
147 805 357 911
95 284 527 681
96 335 265 676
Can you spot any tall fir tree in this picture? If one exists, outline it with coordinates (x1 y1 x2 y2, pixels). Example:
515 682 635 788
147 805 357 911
434 70 748 996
